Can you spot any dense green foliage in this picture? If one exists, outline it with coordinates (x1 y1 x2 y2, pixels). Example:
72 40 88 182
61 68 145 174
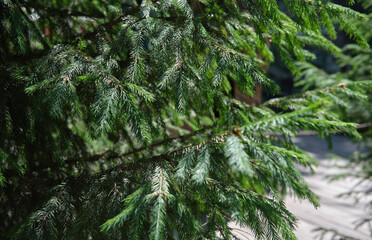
1 0 371 239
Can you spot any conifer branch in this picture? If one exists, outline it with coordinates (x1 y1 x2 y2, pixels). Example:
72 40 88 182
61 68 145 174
81 106 360 183
65 125 213 164
19 1 105 19
14 1 50 50
82 7 140 40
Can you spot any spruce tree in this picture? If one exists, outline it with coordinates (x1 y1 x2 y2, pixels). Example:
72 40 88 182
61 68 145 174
0 0 371 239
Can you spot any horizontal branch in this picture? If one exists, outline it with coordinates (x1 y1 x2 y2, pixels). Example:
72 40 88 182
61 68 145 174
275 122 372 136
7 50 48 62
65 125 213 165
20 0 105 19
82 7 140 40
75 121 371 183
74 127 243 183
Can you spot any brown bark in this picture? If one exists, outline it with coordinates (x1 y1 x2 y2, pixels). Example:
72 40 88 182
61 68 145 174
232 39 271 106
232 82 263 107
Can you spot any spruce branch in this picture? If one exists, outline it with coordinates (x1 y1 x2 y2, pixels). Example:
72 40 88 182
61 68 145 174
83 7 141 40
13 1 50 50
19 0 105 19
77 100 360 183
65 125 213 165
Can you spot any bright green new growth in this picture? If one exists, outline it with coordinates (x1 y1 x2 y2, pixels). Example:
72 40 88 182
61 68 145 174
0 0 371 239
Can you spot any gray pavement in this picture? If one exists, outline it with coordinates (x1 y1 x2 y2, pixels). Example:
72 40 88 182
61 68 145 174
232 135 372 240
287 135 371 240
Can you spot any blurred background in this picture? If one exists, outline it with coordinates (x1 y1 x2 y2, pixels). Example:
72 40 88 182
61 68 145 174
265 0 372 239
